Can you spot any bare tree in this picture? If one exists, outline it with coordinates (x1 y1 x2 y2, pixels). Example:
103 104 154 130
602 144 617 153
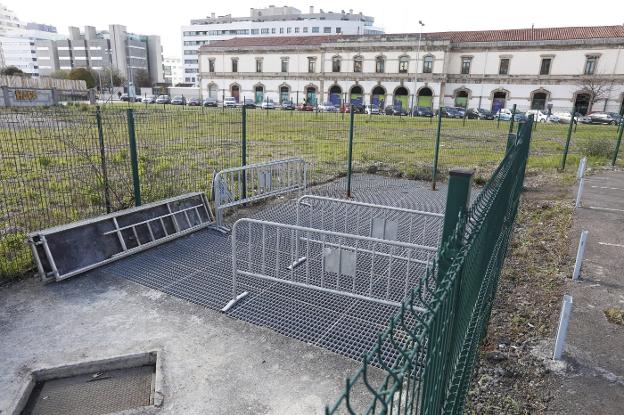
575 76 614 112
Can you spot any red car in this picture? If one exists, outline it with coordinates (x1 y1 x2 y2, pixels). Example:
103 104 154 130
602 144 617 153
297 103 314 111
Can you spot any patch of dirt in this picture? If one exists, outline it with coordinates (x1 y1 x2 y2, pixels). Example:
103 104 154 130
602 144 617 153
465 173 574 414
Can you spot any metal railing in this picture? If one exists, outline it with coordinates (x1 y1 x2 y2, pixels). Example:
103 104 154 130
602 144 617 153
222 218 437 312
295 195 443 248
213 158 307 229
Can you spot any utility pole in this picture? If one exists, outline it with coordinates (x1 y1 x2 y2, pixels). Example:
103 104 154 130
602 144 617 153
412 20 425 114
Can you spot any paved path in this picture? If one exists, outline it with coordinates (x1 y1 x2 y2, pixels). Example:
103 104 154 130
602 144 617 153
548 170 624 414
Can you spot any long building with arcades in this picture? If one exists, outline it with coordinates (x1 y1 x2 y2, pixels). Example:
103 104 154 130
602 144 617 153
199 25 624 114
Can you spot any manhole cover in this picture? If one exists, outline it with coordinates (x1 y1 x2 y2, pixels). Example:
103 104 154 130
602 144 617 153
20 353 158 415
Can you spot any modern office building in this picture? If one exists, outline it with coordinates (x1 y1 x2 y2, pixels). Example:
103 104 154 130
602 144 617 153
163 57 183 85
35 25 164 86
199 25 624 114
181 5 383 85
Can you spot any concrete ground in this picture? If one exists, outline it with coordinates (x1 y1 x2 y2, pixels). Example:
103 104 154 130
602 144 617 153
0 272 383 414
547 170 624 414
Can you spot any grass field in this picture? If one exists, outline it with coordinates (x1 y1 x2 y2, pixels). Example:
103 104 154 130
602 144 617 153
1 104 622 278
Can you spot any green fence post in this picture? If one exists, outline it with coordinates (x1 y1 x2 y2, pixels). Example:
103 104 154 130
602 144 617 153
96 106 111 213
560 110 574 170
507 104 517 136
432 107 443 190
241 106 247 198
611 108 624 166
126 108 141 206
346 105 355 197
440 169 473 251
506 132 517 153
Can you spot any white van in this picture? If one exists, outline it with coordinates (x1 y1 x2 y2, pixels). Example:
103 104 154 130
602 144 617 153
223 97 238 107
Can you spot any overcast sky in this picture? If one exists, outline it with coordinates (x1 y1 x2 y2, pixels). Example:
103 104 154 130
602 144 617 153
5 0 623 58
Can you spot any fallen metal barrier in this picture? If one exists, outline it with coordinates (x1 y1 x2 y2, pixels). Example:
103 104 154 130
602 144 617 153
222 218 437 312
28 192 214 282
214 158 306 229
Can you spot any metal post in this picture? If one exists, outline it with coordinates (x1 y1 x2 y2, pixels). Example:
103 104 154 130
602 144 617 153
241 106 247 199
507 104 517 136
612 111 624 166
126 109 141 206
96 106 111 213
572 230 588 281
346 105 355 197
432 107 443 190
575 177 585 208
441 169 473 247
577 157 587 180
561 111 575 170
553 295 573 360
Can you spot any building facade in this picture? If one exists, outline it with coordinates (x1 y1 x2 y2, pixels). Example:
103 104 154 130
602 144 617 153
163 56 183 86
35 25 164 86
199 26 624 114
182 5 383 85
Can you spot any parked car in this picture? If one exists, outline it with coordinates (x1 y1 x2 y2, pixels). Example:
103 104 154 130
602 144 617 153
242 98 256 109
260 100 276 110
297 103 314 111
143 95 157 104
607 112 623 125
385 105 408 116
318 102 337 112
524 110 559 123
171 95 187 105
120 93 131 102
281 101 296 110
155 95 170 104
365 104 381 115
439 107 460 118
412 106 434 117
453 107 467 118
513 112 528 122
587 112 618 125
187 97 201 106
494 108 513 120
340 103 365 113
223 97 238 107
134 96 142 103
466 108 494 120
203 97 218 107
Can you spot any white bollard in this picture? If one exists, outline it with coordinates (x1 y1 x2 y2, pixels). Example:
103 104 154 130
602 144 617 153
572 230 588 281
553 294 573 360
575 177 585 208
576 157 587 180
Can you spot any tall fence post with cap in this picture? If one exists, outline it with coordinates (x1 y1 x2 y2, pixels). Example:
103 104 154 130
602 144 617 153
346 105 355 197
561 110 575 170
96 106 111 213
126 108 141 206
432 107 443 190
241 106 247 199
611 107 624 166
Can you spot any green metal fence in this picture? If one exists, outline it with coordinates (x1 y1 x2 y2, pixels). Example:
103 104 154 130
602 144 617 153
324 118 533 415
1 105 622 279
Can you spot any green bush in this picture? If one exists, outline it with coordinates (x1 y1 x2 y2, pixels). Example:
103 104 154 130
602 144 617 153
580 138 612 158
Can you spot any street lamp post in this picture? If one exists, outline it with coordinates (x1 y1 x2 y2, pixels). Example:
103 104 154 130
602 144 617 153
412 20 425 115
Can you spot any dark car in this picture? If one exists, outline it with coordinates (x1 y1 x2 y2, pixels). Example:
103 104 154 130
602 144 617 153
453 107 467 118
466 108 495 120
120 93 130 102
281 101 296 110
412 106 434 117
171 96 186 105
297 103 314 111
351 104 365 114
439 107 459 118
202 97 218 107
607 112 623 125
187 97 201 106
155 95 170 104
588 112 618 125
242 98 256 109
143 95 157 104
385 105 408 116
134 96 142 103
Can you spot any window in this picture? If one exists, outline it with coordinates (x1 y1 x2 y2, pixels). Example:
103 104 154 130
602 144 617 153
295 27 300 33
324 27 331 33
261 28 269 34
332 56 341 72
461 57 472 75
353 56 362 73
281 58 289 73
287 27 292 34
423 55 433 73
251 29 259 35
280 27 284 34
231 58 238 73
336 27 341 34
256 59 262 73
209 59 215 72
540 58 552 75
584 56 598 75
499 58 510 75
398 56 409 73
308 57 316 73
375 56 385 73
303 27 308 33
312 27 319 33
271 28 276 34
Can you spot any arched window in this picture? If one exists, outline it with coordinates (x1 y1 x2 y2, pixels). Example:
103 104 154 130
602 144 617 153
423 55 433 73
254 85 264 104
417 87 433 108
353 56 363 73
531 91 548 110
375 56 385 73
398 56 409 73
350 85 363 105
454 89 469 108
230 84 240 102
491 90 508 113
332 56 341 72
393 86 409 109
371 85 386 107
279 85 290 103
329 85 342 105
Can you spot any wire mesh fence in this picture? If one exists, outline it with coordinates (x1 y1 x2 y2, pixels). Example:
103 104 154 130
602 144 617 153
1 104 622 278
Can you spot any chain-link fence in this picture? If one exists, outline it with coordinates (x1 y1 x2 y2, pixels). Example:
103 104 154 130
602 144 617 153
1 105 622 278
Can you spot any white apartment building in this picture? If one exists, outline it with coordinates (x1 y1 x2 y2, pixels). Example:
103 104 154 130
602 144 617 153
199 26 624 115
181 5 383 85
163 56 183 86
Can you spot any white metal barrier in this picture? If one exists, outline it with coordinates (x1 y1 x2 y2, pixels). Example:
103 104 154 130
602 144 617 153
295 195 444 248
222 218 437 312
214 158 306 229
